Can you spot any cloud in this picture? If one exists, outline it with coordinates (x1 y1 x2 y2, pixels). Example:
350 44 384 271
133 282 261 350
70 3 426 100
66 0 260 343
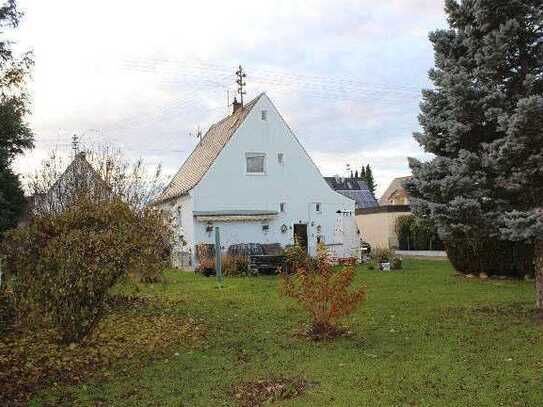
13 0 448 197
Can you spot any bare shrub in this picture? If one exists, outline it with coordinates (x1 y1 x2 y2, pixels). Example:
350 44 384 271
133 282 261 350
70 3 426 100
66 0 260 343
195 255 249 277
280 245 366 340
26 144 165 215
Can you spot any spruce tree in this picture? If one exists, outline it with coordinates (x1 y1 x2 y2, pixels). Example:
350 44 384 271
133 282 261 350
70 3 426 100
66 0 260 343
360 165 366 179
0 1 34 235
406 1 542 294
364 164 376 196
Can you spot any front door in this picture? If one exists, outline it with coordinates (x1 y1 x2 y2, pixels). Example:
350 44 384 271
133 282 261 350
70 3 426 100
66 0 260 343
293 224 308 253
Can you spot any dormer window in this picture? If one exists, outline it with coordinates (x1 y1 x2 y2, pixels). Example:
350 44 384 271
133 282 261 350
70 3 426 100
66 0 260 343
246 153 266 174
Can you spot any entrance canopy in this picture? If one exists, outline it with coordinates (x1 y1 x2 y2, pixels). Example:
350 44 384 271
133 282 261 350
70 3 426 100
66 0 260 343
194 210 278 223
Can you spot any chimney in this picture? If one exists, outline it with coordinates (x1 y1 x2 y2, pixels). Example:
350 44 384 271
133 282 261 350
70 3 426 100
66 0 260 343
232 97 242 114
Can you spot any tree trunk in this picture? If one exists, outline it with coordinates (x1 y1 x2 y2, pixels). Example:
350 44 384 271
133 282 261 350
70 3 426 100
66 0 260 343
535 240 543 310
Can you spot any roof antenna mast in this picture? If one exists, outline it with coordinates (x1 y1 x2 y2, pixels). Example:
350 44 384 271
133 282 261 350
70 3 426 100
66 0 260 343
72 134 79 155
235 65 247 106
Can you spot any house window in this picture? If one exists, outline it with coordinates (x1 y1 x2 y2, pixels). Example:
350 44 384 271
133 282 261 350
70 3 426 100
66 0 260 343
277 153 284 165
315 202 322 213
261 110 267 121
246 153 266 174
280 202 287 213
317 235 325 244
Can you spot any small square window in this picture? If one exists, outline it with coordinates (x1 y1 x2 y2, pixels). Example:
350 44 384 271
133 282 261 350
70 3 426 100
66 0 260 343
261 110 267 121
246 153 265 174
280 202 287 213
315 203 322 213
277 153 284 165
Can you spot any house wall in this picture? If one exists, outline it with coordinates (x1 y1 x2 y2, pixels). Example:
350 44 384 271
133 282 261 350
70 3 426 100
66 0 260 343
356 210 410 249
191 94 357 259
157 193 194 268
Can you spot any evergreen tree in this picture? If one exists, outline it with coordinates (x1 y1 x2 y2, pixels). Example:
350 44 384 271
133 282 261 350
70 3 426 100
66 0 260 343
364 164 376 196
406 1 543 299
360 165 366 179
354 170 359 178
0 1 34 235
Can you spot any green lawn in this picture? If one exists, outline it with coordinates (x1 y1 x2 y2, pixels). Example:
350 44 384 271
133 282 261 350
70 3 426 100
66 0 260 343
34 260 543 406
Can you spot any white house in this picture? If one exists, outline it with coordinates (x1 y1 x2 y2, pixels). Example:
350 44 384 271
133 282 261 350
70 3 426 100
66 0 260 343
154 93 358 267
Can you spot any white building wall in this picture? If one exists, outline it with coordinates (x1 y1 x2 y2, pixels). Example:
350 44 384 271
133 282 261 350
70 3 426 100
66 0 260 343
158 193 194 268
191 94 356 258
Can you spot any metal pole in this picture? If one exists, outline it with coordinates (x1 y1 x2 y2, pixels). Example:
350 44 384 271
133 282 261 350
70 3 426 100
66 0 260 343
215 227 224 288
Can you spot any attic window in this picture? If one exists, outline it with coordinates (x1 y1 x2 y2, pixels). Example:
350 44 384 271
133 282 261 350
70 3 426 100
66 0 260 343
246 153 266 174
280 202 287 213
277 153 284 165
261 110 267 121
315 202 322 213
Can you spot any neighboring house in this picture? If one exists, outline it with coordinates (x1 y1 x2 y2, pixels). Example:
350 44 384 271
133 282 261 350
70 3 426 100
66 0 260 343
154 93 358 268
356 176 412 249
324 176 378 209
33 152 111 215
379 176 411 206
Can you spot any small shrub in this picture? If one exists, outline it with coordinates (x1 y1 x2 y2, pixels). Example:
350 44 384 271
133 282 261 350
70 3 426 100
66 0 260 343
195 257 215 276
371 247 393 264
391 257 402 270
284 244 308 271
280 245 366 340
223 255 249 277
195 255 250 277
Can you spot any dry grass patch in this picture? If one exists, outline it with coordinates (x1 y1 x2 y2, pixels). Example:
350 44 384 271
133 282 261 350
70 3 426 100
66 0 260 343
233 377 310 407
0 295 205 406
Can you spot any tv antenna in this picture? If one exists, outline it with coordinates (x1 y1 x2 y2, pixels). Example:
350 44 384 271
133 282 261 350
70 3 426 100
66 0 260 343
72 134 79 154
191 126 203 144
235 65 247 106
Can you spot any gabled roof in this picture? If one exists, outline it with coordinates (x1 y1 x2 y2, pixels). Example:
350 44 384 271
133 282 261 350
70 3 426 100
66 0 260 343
33 152 112 215
379 176 411 205
155 94 263 204
324 177 378 209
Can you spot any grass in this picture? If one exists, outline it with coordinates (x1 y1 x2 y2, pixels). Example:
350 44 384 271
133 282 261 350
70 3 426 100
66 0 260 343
32 259 543 406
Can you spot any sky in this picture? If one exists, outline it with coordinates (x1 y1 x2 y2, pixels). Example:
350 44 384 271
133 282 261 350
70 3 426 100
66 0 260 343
12 0 448 198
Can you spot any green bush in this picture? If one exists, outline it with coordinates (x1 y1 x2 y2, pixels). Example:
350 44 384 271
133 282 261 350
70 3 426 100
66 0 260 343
445 238 534 278
1 195 172 343
395 215 444 251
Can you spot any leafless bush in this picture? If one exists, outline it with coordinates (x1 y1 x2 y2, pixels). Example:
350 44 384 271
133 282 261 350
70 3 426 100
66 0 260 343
26 143 166 215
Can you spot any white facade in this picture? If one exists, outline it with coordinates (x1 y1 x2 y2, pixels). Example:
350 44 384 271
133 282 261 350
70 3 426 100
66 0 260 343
159 94 358 267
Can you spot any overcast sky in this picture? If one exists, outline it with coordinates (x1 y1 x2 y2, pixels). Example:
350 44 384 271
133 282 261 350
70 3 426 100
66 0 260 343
12 0 447 197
